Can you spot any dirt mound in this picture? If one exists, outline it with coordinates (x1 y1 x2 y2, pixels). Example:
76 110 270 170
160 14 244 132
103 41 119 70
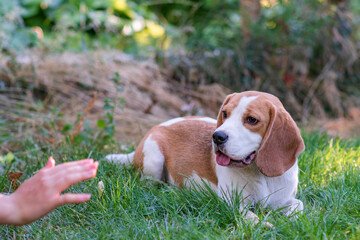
307 107 360 139
1 50 359 146
8 50 230 143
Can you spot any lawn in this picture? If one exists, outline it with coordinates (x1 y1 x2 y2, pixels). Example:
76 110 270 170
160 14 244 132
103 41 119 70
0 111 359 239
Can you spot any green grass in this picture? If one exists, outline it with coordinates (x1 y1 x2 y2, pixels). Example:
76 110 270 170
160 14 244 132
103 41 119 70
0 112 359 239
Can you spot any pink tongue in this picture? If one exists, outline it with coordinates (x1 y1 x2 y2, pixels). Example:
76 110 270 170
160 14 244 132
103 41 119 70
216 152 231 166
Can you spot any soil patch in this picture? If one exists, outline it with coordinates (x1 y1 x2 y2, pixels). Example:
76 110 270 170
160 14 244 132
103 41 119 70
1 50 359 147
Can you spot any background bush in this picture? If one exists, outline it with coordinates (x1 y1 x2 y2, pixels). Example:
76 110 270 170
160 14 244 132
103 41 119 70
1 0 360 120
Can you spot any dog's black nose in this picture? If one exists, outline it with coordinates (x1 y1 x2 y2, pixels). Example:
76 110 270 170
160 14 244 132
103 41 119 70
213 131 228 145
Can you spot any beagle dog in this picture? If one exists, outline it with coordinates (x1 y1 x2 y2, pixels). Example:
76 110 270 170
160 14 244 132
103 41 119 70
106 91 305 223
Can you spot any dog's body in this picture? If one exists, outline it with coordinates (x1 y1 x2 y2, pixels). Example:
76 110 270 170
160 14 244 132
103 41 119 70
106 91 305 222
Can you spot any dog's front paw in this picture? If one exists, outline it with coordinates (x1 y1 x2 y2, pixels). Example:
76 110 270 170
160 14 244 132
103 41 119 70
284 199 304 220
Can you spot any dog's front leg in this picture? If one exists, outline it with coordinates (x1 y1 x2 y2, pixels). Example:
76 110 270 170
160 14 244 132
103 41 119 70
283 198 304 218
219 189 273 228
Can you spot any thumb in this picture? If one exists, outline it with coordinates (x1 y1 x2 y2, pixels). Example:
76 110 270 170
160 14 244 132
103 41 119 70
44 156 56 169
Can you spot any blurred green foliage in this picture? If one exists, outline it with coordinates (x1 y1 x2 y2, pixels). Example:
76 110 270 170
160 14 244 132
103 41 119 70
0 0 168 53
1 0 360 119
0 1 37 53
2 0 360 55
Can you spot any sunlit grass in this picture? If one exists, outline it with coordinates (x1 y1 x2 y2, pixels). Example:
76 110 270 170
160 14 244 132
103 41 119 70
299 133 360 186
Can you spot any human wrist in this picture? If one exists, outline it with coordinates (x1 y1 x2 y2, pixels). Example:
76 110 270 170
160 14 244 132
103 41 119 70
0 193 26 225
0 193 22 225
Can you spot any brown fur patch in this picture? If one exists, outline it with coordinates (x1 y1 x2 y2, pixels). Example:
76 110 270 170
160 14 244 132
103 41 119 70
247 93 305 177
133 133 147 171
216 93 238 127
133 117 218 186
242 96 272 137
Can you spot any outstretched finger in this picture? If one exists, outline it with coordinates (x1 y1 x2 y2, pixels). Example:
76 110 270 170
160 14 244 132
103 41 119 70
53 161 99 191
57 193 92 206
49 160 96 176
45 159 95 179
49 159 94 173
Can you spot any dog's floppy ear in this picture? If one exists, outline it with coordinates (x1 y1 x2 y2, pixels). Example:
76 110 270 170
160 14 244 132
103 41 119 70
216 93 236 128
256 101 305 177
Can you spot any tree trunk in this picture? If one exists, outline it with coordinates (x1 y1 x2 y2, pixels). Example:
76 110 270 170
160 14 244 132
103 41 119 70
239 0 261 41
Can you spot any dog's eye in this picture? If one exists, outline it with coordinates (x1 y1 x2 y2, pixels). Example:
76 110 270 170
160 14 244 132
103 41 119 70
245 116 258 125
222 111 227 119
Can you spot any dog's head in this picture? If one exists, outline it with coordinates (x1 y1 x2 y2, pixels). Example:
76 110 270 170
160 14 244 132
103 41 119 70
213 91 305 177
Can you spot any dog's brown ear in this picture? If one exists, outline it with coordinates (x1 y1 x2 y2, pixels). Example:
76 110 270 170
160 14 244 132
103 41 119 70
256 101 305 177
216 93 236 128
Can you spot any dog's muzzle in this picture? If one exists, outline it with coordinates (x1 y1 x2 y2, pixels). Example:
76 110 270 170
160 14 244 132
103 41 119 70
213 131 256 168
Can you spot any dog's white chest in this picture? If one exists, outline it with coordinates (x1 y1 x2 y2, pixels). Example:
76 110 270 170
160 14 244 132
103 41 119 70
216 162 299 208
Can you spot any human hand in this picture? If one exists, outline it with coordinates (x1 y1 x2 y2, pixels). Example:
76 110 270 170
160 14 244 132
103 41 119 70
0 157 98 225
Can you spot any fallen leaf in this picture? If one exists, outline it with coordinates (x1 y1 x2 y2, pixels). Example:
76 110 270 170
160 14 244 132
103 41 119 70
7 171 23 190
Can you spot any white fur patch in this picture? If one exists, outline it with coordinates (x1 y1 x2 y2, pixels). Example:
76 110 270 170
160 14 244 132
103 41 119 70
105 152 134 165
167 172 175 185
142 134 165 180
183 171 218 192
215 96 262 160
159 117 185 127
216 159 302 213
190 117 217 124
160 117 216 127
